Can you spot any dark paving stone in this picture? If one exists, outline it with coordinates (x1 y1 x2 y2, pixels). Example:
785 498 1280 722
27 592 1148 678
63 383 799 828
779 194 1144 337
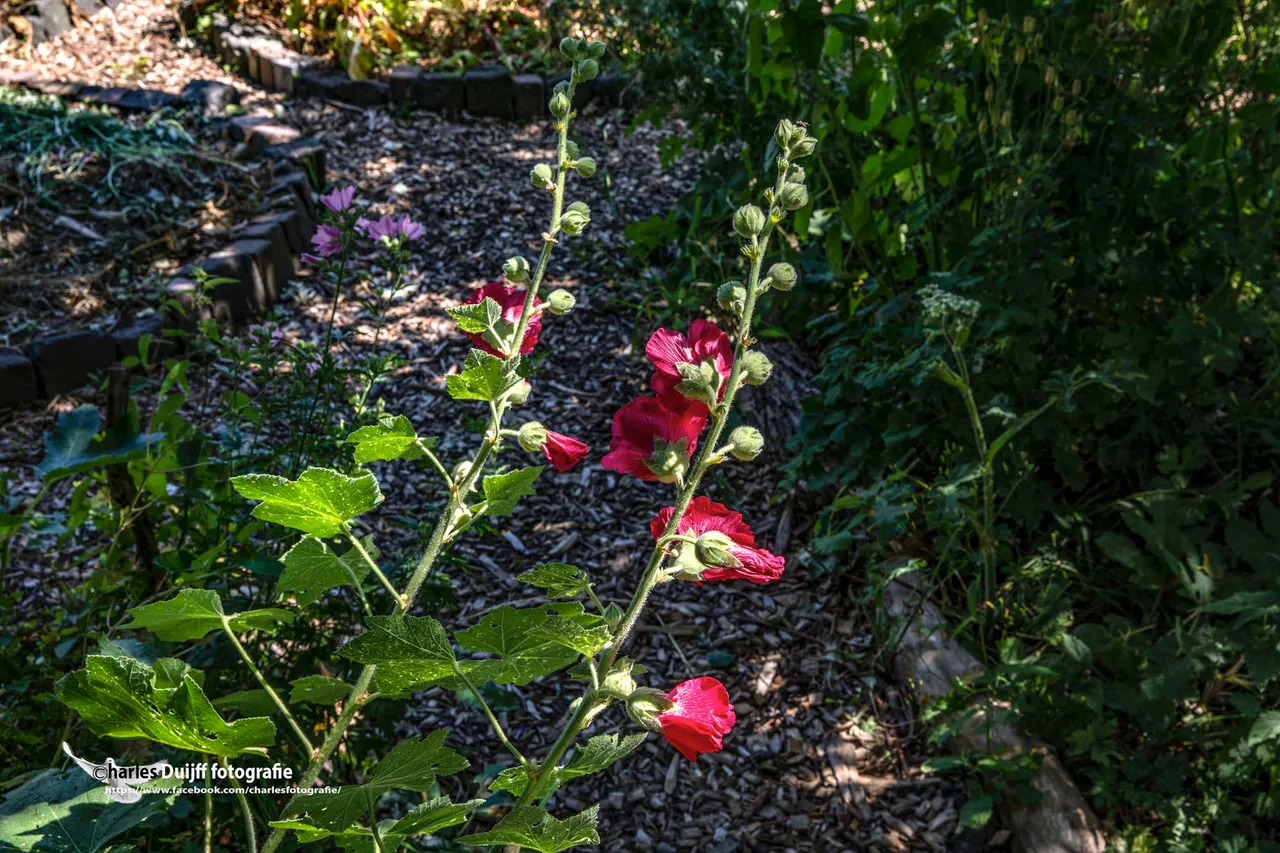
221 34 252 78
181 79 241 118
117 89 178 113
85 87 131 107
28 79 82 98
268 55 307 95
233 221 294 304
512 74 544 121
389 65 421 103
298 70 388 106
111 313 179 362
254 208 307 255
244 121 302 154
180 241 272 323
25 331 115 396
227 113 274 142
266 192 315 248
0 348 39 407
546 72 593 111
268 170 315 217
413 72 465 112
464 64 514 119
29 0 72 44
265 137 326 190
594 71 637 107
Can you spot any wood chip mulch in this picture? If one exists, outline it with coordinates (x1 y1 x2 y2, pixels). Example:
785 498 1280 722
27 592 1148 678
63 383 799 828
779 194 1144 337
0 3 975 851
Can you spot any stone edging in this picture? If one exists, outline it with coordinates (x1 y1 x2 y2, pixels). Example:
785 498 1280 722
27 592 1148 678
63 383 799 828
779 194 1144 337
0 71 325 408
178 3 636 119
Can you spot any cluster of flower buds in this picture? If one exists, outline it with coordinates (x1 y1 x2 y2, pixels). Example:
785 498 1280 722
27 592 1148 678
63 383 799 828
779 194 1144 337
548 38 605 118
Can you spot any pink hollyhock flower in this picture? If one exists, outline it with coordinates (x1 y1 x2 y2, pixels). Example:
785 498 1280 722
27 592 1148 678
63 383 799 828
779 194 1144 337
463 282 542 358
304 224 342 260
601 395 707 483
358 214 424 242
646 319 734 408
542 431 590 472
319 185 356 213
650 496 786 583
657 677 736 762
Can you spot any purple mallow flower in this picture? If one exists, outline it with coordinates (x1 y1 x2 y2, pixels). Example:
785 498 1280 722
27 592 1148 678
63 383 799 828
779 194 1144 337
319 186 356 213
358 214 424 243
304 224 343 262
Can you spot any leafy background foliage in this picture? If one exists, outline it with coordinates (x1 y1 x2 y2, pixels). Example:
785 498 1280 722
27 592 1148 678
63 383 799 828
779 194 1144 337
619 0 1280 848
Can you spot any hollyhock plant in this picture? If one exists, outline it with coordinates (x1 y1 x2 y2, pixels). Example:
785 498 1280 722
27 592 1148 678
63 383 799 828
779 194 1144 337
462 282 543 357
646 319 734 409
601 395 708 483
319 185 356 213
657 677 737 762
650 496 786 583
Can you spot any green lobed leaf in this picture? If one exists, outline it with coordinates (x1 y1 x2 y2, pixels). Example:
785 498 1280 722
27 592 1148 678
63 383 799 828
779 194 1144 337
446 349 516 402
455 604 595 687
282 732 466 834
289 675 353 705
120 588 293 642
0 768 175 852
480 466 544 517
337 614 459 695
278 536 377 606
213 689 278 717
517 563 591 599
368 730 469 792
35 405 160 484
538 614 612 657
347 415 434 464
387 796 486 837
489 765 532 796
559 733 648 783
231 468 383 537
447 297 503 336
458 805 600 852
56 655 275 757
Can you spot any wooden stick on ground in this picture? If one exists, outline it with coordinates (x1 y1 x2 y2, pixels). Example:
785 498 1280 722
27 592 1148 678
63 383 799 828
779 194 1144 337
883 569 1107 853
105 365 163 592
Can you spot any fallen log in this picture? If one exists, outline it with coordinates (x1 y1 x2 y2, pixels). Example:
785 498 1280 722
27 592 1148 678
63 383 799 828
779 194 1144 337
883 570 1107 853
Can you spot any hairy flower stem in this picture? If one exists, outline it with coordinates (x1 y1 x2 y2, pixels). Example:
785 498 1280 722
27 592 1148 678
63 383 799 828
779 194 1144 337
260 71 586 853
203 757 213 853
221 755 258 853
512 165 793 818
221 621 313 755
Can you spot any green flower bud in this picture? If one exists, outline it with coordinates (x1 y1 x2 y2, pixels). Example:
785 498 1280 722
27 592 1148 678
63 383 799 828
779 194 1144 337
1044 66 1056 86
547 288 576 315
518 421 547 453
549 90 571 118
767 262 797 292
586 40 607 59
576 58 599 82
733 204 766 239
785 164 807 185
574 157 597 178
694 530 742 569
559 37 581 59
717 280 746 315
503 255 530 283
507 380 532 405
1071 78 1082 96
779 183 809 211
566 140 580 158
645 436 690 483
728 425 764 461
531 163 554 189
741 350 774 386
792 136 817 158
451 460 472 482
625 687 673 732
774 118 802 150
560 200 591 236
674 360 722 408
1023 14 1036 33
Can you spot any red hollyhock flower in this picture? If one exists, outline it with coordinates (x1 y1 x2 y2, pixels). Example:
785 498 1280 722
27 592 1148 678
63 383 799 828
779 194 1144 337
542 430 590 473
645 319 734 408
464 282 542 358
650 496 786 583
658 677 736 762
601 396 707 483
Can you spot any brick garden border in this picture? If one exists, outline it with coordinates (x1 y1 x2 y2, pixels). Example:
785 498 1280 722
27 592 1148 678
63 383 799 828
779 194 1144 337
179 3 636 119
0 71 324 408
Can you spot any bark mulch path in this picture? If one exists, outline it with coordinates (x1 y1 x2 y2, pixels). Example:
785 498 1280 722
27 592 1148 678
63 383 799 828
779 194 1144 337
0 3 975 851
